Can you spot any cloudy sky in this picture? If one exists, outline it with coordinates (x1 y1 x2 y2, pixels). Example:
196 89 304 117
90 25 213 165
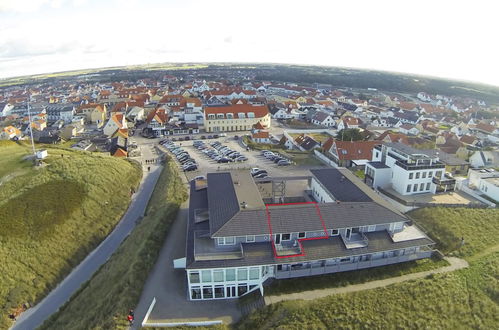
0 0 498 86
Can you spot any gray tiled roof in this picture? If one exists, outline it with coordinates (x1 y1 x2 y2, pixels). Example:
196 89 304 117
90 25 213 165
213 202 408 237
311 168 372 202
187 230 434 269
207 173 240 236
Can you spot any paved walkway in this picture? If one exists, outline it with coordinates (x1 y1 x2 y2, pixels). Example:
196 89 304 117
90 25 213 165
132 202 241 328
12 163 162 330
264 257 469 304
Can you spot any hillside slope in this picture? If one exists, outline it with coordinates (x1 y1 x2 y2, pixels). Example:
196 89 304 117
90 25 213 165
0 142 141 328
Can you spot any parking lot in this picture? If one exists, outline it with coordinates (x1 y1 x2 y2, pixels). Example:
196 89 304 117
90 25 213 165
159 136 325 182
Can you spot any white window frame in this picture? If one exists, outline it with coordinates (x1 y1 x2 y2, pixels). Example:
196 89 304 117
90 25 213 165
218 237 235 245
246 235 255 243
368 225 376 232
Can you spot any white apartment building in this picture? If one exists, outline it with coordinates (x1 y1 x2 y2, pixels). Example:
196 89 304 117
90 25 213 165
364 143 454 196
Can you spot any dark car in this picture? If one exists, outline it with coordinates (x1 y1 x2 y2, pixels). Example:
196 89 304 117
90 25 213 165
213 134 219 138
183 165 198 172
201 135 206 139
217 157 232 163
252 170 268 177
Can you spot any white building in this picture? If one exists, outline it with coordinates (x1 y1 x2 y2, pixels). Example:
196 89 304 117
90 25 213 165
467 168 499 202
364 143 454 195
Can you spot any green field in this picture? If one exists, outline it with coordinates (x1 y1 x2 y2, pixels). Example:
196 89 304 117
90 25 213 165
40 157 187 329
237 208 499 329
0 141 142 329
0 141 32 182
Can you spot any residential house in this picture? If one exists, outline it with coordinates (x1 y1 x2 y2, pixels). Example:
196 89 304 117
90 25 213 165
103 112 127 137
398 124 420 136
0 126 22 140
251 131 271 144
45 105 74 123
467 168 499 202
145 108 169 136
204 104 270 133
126 106 145 122
337 116 361 131
178 169 434 300
76 104 107 127
323 139 381 167
311 111 335 127
469 151 499 168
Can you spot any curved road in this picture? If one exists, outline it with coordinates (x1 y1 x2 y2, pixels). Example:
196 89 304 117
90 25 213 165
12 161 162 330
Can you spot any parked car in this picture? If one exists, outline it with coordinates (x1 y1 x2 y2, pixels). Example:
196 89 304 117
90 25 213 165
183 165 198 171
278 160 292 166
218 157 232 163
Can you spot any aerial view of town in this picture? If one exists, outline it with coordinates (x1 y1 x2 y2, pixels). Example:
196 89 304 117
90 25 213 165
1 1 498 330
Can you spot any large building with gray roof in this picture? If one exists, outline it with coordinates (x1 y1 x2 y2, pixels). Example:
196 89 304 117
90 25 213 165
176 168 434 300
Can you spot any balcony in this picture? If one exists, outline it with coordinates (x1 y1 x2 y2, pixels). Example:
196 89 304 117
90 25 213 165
432 174 456 185
274 240 303 257
395 160 445 171
341 232 369 249
194 232 243 261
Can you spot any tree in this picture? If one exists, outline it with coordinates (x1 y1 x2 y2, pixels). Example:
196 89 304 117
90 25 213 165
336 128 363 141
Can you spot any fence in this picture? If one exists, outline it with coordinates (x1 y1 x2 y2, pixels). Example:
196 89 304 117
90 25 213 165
455 180 496 208
313 150 338 168
378 187 490 209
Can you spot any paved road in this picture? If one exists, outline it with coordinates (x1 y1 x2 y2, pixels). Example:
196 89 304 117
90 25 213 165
12 163 162 330
264 257 469 304
132 182 241 328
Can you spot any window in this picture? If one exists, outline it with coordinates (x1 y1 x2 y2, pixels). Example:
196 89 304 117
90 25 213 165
214 285 224 298
282 233 291 240
247 112 255 118
201 270 212 282
331 229 339 236
420 183 424 191
219 237 235 245
435 171 443 178
249 267 260 280
422 172 426 178
246 235 255 243
226 113 234 119
203 286 213 299
413 185 417 192
298 232 306 238
426 182 431 190
216 113 224 119
225 269 236 281
368 225 376 232
189 271 200 284
237 268 248 280
213 270 224 282
207 114 215 120
428 171 433 178
409 173 413 179
191 287 201 299
415 172 420 179
407 184 411 192
238 284 248 296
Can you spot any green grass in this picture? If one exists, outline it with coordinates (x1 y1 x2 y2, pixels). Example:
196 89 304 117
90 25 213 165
352 169 365 179
40 157 187 330
289 133 332 143
0 141 142 329
238 253 499 330
0 141 32 181
237 207 499 329
408 207 499 258
265 256 448 296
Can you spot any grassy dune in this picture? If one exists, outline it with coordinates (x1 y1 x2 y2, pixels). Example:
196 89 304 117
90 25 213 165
0 142 141 329
40 157 187 329
237 208 499 329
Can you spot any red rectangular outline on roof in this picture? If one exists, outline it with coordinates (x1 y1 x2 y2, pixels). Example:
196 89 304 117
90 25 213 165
265 202 329 259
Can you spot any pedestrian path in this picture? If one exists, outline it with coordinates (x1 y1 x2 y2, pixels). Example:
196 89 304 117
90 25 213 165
264 257 468 305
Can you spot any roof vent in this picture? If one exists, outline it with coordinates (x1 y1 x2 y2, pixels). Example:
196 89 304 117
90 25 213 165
241 201 247 209
340 175 345 182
